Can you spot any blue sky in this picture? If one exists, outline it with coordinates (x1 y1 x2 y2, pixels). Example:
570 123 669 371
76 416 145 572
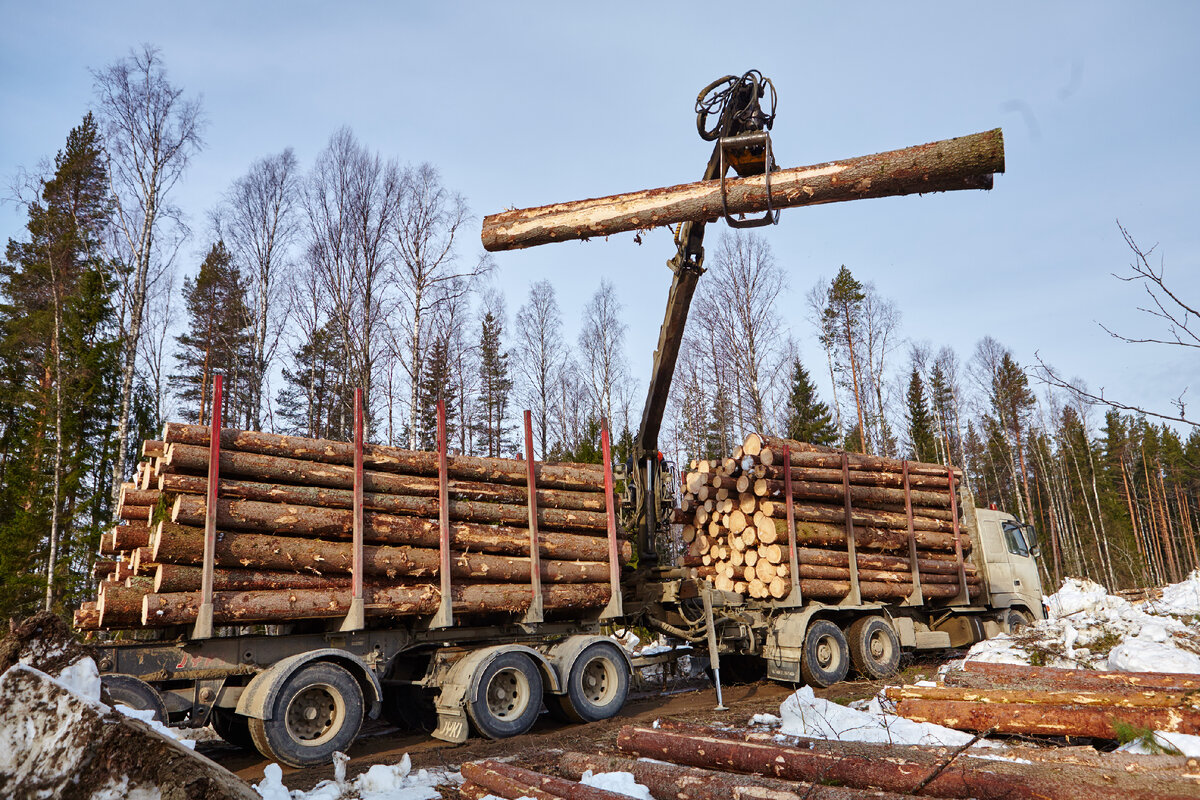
2 2 1198 427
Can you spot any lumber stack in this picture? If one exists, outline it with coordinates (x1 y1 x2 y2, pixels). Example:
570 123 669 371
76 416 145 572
677 433 980 602
75 423 623 632
892 661 1200 740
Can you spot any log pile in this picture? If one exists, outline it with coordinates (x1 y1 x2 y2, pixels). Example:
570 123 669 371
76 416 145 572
75 423 623 632
891 660 1200 740
677 433 980 602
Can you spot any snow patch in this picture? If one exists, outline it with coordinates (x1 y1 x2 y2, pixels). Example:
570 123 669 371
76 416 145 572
254 752 455 800
580 770 655 799
1117 730 1200 758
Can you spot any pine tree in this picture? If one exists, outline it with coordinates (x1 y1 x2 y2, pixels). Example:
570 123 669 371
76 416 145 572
905 368 937 462
476 311 512 457
783 358 838 446
824 266 867 452
170 241 252 426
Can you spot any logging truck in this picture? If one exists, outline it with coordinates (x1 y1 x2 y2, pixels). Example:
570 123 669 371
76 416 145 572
86 72 1026 767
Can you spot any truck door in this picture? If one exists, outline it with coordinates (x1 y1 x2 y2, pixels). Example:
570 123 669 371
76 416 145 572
1000 520 1043 616
978 515 1013 597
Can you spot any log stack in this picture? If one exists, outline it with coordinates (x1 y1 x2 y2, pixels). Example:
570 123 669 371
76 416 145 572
75 423 623 632
677 433 981 603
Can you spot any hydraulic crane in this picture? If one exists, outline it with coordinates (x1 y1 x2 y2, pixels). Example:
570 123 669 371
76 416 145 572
626 71 781 563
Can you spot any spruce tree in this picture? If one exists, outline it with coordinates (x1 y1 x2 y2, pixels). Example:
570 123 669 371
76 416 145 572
476 311 512 457
906 368 937 462
417 335 456 451
277 320 354 440
783 358 838 446
171 241 252 426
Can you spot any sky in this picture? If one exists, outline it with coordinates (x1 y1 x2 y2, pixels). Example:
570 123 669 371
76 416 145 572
1 2 1198 433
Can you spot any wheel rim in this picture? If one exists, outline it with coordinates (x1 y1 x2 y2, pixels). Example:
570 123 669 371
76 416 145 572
815 634 840 670
579 656 618 707
485 667 530 721
868 629 892 663
285 683 345 746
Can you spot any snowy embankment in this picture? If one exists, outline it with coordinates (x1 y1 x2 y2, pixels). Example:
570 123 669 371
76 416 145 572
751 573 1200 758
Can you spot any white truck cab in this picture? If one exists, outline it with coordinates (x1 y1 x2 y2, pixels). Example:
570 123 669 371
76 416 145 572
970 507 1045 624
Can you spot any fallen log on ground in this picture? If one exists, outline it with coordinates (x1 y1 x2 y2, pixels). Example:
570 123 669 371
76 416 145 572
887 684 1200 709
480 129 1004 251
462 759 627 800
949 660 1200 692
896 697 1200 738
141 582 611 626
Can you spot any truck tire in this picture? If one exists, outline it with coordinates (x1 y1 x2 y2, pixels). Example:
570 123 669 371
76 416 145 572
101 674 167 723
800 620 850 688
210 708 255 750
552 642 630 724
1005 608 1033 633
466 651 543 739
247 662 364 767
846 616 900 680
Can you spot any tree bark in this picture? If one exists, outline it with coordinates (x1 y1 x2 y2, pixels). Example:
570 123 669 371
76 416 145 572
886 684 1200 709
948 661 1200 692
896 697 1200 738
141 582 612 626
481 129 1004 251
153 564 354 593
152 522 609 583
162 422 606 490
461 760 628 800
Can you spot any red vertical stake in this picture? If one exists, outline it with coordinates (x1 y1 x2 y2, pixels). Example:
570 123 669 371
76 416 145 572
431 397 453 629
193 374 221 639
783 445 801 603
599 418 622 619
341 388 366 631
522 410 544 623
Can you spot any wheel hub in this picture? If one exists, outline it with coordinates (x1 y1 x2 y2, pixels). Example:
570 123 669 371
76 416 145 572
486 668 529 720
581 657 615 704
285 684 341 744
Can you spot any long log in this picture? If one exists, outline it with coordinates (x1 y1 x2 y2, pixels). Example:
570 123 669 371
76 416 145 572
162 423 606 490
153 564 355 593
795 546 972 575
461 760 627 800
754 477 951 509
896 697 1200 738
797 564 979 585
950 661 1200 692
748 434 960 475
761 465 951 490
480 129 1003 251
152 523 609 583
760 504 954 533
166 451 608 531
801 579 978 601
141 582 612 626
556 751 913 800
614 725 1182 800
886 684 1200 709
160 470 609 514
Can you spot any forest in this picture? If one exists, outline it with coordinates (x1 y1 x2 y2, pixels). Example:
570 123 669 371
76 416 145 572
2 46 1195 619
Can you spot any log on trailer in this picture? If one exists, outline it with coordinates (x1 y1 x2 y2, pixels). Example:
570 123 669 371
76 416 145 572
481 129 1004 251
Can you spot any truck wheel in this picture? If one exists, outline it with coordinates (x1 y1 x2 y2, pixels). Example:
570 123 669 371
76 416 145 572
846 616 900 680
554 642 630 723
101 674 167 723
800 620 850 688
466 652 543 739
210 708 254 750
1005 608 1033 633
248 662 364 767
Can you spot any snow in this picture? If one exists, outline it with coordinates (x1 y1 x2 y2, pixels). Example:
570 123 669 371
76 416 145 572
963 574 1200 673
748 712 781 726
776 685 995 748
253 752 456 800
580 770 655 800
1117 730 1200 758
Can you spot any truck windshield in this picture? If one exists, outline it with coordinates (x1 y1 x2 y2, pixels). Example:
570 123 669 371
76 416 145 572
1002 521 1030 557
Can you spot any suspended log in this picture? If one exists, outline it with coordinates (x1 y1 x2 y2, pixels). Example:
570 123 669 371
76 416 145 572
886 684 1200 709
949 661 1200 692
556 751 913 800
152 523 608 583
166 453 608 531
614 725 1177 800
162 422 606 491
141 582 612 626
896 697 1200 738
160 470 609 513
481 129 1004 251
461 760 627 800
153 564 355 594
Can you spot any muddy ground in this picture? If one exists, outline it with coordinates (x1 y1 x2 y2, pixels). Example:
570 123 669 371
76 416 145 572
206 653 954 792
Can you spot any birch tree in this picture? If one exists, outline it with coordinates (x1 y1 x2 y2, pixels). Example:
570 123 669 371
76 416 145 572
578 279 630 429
93 45 203 500
513 280 566 459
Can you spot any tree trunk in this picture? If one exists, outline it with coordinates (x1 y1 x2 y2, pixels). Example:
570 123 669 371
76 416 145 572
896 697 1200 739
461 760 629 800
141 582 611 626
481 129 1004 251
886 684 1200 709
153 564 353 593
946 661 1200 692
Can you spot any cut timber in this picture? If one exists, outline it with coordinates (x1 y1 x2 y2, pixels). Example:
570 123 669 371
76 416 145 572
896 697 1200 738
555 751 910 800
886 684 1200 709
153 564 354 593
141 582 611 626
949 660 1200 692
152 524 609 583
461 760 628 800
481 129 1004 251
163 423 605 490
